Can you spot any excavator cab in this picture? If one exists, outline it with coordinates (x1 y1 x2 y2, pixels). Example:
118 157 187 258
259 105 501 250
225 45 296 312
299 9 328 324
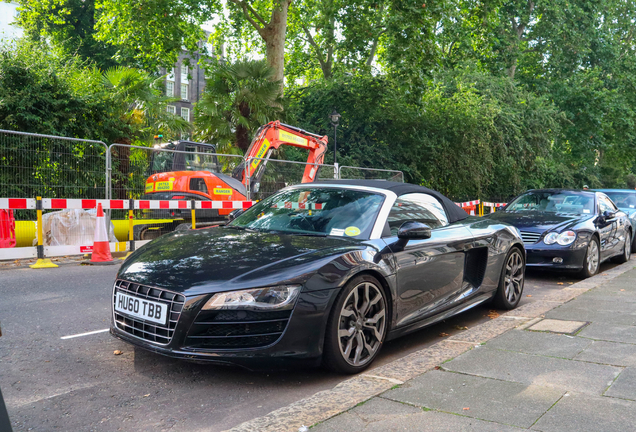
147 140 220 176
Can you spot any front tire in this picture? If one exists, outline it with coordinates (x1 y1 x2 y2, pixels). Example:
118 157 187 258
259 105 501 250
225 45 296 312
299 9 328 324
493 247 525 309
323 275 388 374
613 230 632 264
579 237 600 278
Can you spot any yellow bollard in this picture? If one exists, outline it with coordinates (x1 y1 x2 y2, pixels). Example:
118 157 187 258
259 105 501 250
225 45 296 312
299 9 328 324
121 206 135 259
30 196 58 269
191 200 196 229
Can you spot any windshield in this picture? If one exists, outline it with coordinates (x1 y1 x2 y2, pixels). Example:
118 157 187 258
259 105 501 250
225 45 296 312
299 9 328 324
604 192 636 210
505 191 596 215
229 187 385 238
151 143 219 174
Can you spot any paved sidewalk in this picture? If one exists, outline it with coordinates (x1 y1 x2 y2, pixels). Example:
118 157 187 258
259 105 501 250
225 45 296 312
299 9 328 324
312 267 636 432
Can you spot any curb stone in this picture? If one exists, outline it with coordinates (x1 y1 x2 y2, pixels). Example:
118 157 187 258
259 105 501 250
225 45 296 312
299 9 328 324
226 260 636 432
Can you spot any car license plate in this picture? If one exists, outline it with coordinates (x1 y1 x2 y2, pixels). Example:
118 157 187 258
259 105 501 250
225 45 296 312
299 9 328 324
114 291 168 325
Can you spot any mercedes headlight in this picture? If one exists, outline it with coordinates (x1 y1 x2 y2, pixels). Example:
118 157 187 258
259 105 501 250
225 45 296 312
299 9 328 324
544 231 577 246
202 285 301 310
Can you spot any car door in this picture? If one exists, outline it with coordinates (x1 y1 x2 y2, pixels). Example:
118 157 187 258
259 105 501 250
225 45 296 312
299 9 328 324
384 193 473 328
597 194 618 258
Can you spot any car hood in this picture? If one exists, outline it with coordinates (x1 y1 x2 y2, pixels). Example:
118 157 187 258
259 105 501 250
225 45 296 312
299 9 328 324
486 210 593 232
118 227 364 295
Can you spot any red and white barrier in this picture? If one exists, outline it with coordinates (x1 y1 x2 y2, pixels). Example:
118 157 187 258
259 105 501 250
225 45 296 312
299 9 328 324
455 199 480 208
0 198 36 210
43 199 128 210
135 200 190 210
195 200 255 210
0 198 256 211
483 202 507 213
482 201 507 208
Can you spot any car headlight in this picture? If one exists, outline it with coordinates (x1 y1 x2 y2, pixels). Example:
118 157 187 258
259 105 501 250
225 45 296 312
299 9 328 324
557 231 577 245
202 285 301 310
545 231 577 246
544 232 559 245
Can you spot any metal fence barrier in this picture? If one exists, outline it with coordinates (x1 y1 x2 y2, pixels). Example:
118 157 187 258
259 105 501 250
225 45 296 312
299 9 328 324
1 128 409 263
338 166 404 182
0 129 108 200
107 143 245 200
245 156 338 201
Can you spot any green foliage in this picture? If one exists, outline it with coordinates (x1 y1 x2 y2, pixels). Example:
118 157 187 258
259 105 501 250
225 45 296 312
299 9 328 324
0 41 189 199
194 60 283 153
16 0 123 69
288 72 560 201
95 0 215 70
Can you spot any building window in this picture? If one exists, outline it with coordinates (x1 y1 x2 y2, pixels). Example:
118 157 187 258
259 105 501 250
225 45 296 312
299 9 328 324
167 67 175 81
166 81 174 97
181 107 190 122
180 64 189 81
166 105 176 115
181 83 189 101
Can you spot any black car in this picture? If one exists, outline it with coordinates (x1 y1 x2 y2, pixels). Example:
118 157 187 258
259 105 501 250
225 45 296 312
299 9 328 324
111 180 525 373
487 189 632 278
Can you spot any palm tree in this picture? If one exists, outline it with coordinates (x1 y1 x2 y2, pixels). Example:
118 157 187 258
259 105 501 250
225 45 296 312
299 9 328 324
101 67 191 198
101 67 190 143
194 59 283 155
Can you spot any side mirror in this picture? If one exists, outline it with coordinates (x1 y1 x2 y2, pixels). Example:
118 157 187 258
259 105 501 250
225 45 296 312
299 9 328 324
397 221 432 240
228 209 244 221
602 210 615 218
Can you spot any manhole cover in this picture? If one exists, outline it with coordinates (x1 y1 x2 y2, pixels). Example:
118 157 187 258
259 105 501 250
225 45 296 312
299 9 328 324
526 319 589 335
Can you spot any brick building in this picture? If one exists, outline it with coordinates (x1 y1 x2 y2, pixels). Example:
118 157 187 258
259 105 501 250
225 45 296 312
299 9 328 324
162 36 213 124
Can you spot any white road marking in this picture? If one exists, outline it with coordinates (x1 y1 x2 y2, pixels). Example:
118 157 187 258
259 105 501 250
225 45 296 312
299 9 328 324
60 328 109 340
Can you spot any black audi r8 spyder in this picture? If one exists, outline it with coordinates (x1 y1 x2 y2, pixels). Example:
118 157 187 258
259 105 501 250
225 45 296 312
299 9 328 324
111 180 525 373
487 189 632 278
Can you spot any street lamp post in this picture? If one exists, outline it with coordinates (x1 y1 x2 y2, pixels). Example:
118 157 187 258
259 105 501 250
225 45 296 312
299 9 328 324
329 110 341 178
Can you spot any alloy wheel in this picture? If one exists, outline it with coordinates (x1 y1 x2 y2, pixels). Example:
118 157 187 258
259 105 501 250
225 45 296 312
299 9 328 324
504 250 524 304
337 282 386 367
625 233 632 260
587 240 600 274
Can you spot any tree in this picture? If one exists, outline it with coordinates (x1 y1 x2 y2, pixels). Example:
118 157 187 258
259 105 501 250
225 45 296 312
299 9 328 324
194 60 282 154
101 67 190 144
16 0 123 69
95 0 215 71
286 0 393 81
225 0 291 88
96 0 290 90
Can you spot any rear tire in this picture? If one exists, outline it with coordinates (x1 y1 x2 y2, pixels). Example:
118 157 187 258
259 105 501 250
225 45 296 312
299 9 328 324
323 275 388 374
613 230 632 264
579 237 600 278
492 247 525 310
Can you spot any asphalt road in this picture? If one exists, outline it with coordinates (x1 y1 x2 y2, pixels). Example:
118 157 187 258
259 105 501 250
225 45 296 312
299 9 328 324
0 261 619 432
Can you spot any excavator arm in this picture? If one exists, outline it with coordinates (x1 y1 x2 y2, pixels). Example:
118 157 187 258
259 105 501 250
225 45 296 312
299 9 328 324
232 121 329 193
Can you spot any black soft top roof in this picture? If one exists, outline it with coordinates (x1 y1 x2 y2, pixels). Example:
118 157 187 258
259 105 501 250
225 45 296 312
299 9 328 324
315 180 469 223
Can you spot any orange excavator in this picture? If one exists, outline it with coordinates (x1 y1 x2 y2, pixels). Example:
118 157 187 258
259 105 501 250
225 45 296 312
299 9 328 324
138 121 328 238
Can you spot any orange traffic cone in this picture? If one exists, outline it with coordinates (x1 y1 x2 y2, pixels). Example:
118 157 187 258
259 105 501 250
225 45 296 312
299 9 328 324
89 203 116 265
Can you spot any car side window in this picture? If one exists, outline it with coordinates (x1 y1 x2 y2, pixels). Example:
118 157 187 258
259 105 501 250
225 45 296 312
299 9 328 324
599 195 618 213
386 193 449 236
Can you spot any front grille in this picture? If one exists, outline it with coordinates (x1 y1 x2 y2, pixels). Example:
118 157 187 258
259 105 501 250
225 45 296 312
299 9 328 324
113 280 186 345
185 310 292 349
520 231 542 245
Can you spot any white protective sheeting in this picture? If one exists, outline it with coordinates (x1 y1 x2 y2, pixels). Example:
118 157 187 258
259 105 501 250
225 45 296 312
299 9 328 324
36 209 117 246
